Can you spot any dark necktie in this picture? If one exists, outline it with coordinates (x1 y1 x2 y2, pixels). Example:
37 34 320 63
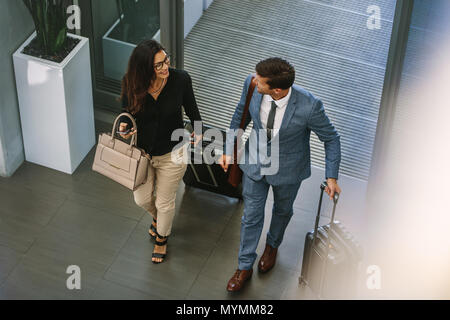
267 101 277 141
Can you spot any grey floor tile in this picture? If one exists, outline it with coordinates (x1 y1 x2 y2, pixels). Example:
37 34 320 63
186 273 275 300
0 182 66 226
67 190 144 222
0 245 23 285
0 262 96 300
88 279 160 300
45 199 138 250
104 253 194 300
32 227 122 275
103 221 211 299
72 170 135 205
175 188 241 225
120 222 211 270
1 162 88 199
198 237 299 300
0 232 134 299
0 218 132 300
0 215 42 253
72 151 147 222
198 244 243 285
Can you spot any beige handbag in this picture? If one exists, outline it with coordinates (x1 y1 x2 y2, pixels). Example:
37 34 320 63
92 113 148 191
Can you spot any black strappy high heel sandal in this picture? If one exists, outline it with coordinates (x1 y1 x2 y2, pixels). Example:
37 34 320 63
149 218 157 242
152 234 168 264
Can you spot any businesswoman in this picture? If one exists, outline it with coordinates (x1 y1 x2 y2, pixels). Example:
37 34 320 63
118 40 202 264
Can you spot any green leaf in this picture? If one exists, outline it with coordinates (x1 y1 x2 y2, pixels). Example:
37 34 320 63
35 0 48 53
54 27 67 53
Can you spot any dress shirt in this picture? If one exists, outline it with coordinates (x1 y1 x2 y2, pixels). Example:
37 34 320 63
259 87 292 138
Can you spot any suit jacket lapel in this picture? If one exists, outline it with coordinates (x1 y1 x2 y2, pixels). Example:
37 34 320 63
250 91 263 129
280 90 297 131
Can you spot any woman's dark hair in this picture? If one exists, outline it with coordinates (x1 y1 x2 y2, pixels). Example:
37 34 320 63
119 39 166 115
255 58 295 90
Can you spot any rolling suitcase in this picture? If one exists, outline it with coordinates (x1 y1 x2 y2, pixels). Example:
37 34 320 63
299 181 362 299
182 121 243 199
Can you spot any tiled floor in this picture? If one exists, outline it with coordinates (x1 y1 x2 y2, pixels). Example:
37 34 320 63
0 120 367 300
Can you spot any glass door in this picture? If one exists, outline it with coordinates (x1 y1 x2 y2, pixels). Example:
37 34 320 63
79 0 181 112
99 0 160 82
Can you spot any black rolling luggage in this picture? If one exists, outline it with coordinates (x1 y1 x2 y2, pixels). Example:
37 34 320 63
299 181 362 299
182 121 242 199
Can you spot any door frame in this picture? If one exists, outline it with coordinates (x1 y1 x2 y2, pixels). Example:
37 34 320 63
368 0 414 191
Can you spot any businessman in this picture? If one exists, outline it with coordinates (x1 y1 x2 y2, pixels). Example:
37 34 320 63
220 58 342 292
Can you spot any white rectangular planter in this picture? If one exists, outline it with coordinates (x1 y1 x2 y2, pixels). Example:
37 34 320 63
13 32 95 175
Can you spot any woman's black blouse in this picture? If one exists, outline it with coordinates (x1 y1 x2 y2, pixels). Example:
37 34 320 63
118 68 202 156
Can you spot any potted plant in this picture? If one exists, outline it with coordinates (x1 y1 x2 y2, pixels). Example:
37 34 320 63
13 0 95 175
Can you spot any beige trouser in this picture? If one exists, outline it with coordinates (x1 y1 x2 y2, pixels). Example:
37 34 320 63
133 144 188 237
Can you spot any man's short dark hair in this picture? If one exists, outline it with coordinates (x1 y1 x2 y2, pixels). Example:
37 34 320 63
255 58 295 90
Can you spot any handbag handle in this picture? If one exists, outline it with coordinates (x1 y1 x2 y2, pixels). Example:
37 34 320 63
112 112 138 147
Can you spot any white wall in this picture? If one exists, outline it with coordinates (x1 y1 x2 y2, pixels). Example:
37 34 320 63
0 0 34 177
184 0 214 38
184 0 204 38
203 0 214 10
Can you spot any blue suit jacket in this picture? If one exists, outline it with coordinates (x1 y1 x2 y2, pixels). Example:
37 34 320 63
227 74 341 186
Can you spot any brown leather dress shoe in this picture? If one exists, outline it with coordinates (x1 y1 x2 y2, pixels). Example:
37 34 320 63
226 269 253 292
258 244 278 273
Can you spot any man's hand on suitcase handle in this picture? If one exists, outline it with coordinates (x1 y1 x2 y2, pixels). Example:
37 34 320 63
219 154 232 172
325 178 341 201
218 156 342 199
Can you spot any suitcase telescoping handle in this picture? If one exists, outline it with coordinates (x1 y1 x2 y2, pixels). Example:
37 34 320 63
307 181 340 298
313 181 339 238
